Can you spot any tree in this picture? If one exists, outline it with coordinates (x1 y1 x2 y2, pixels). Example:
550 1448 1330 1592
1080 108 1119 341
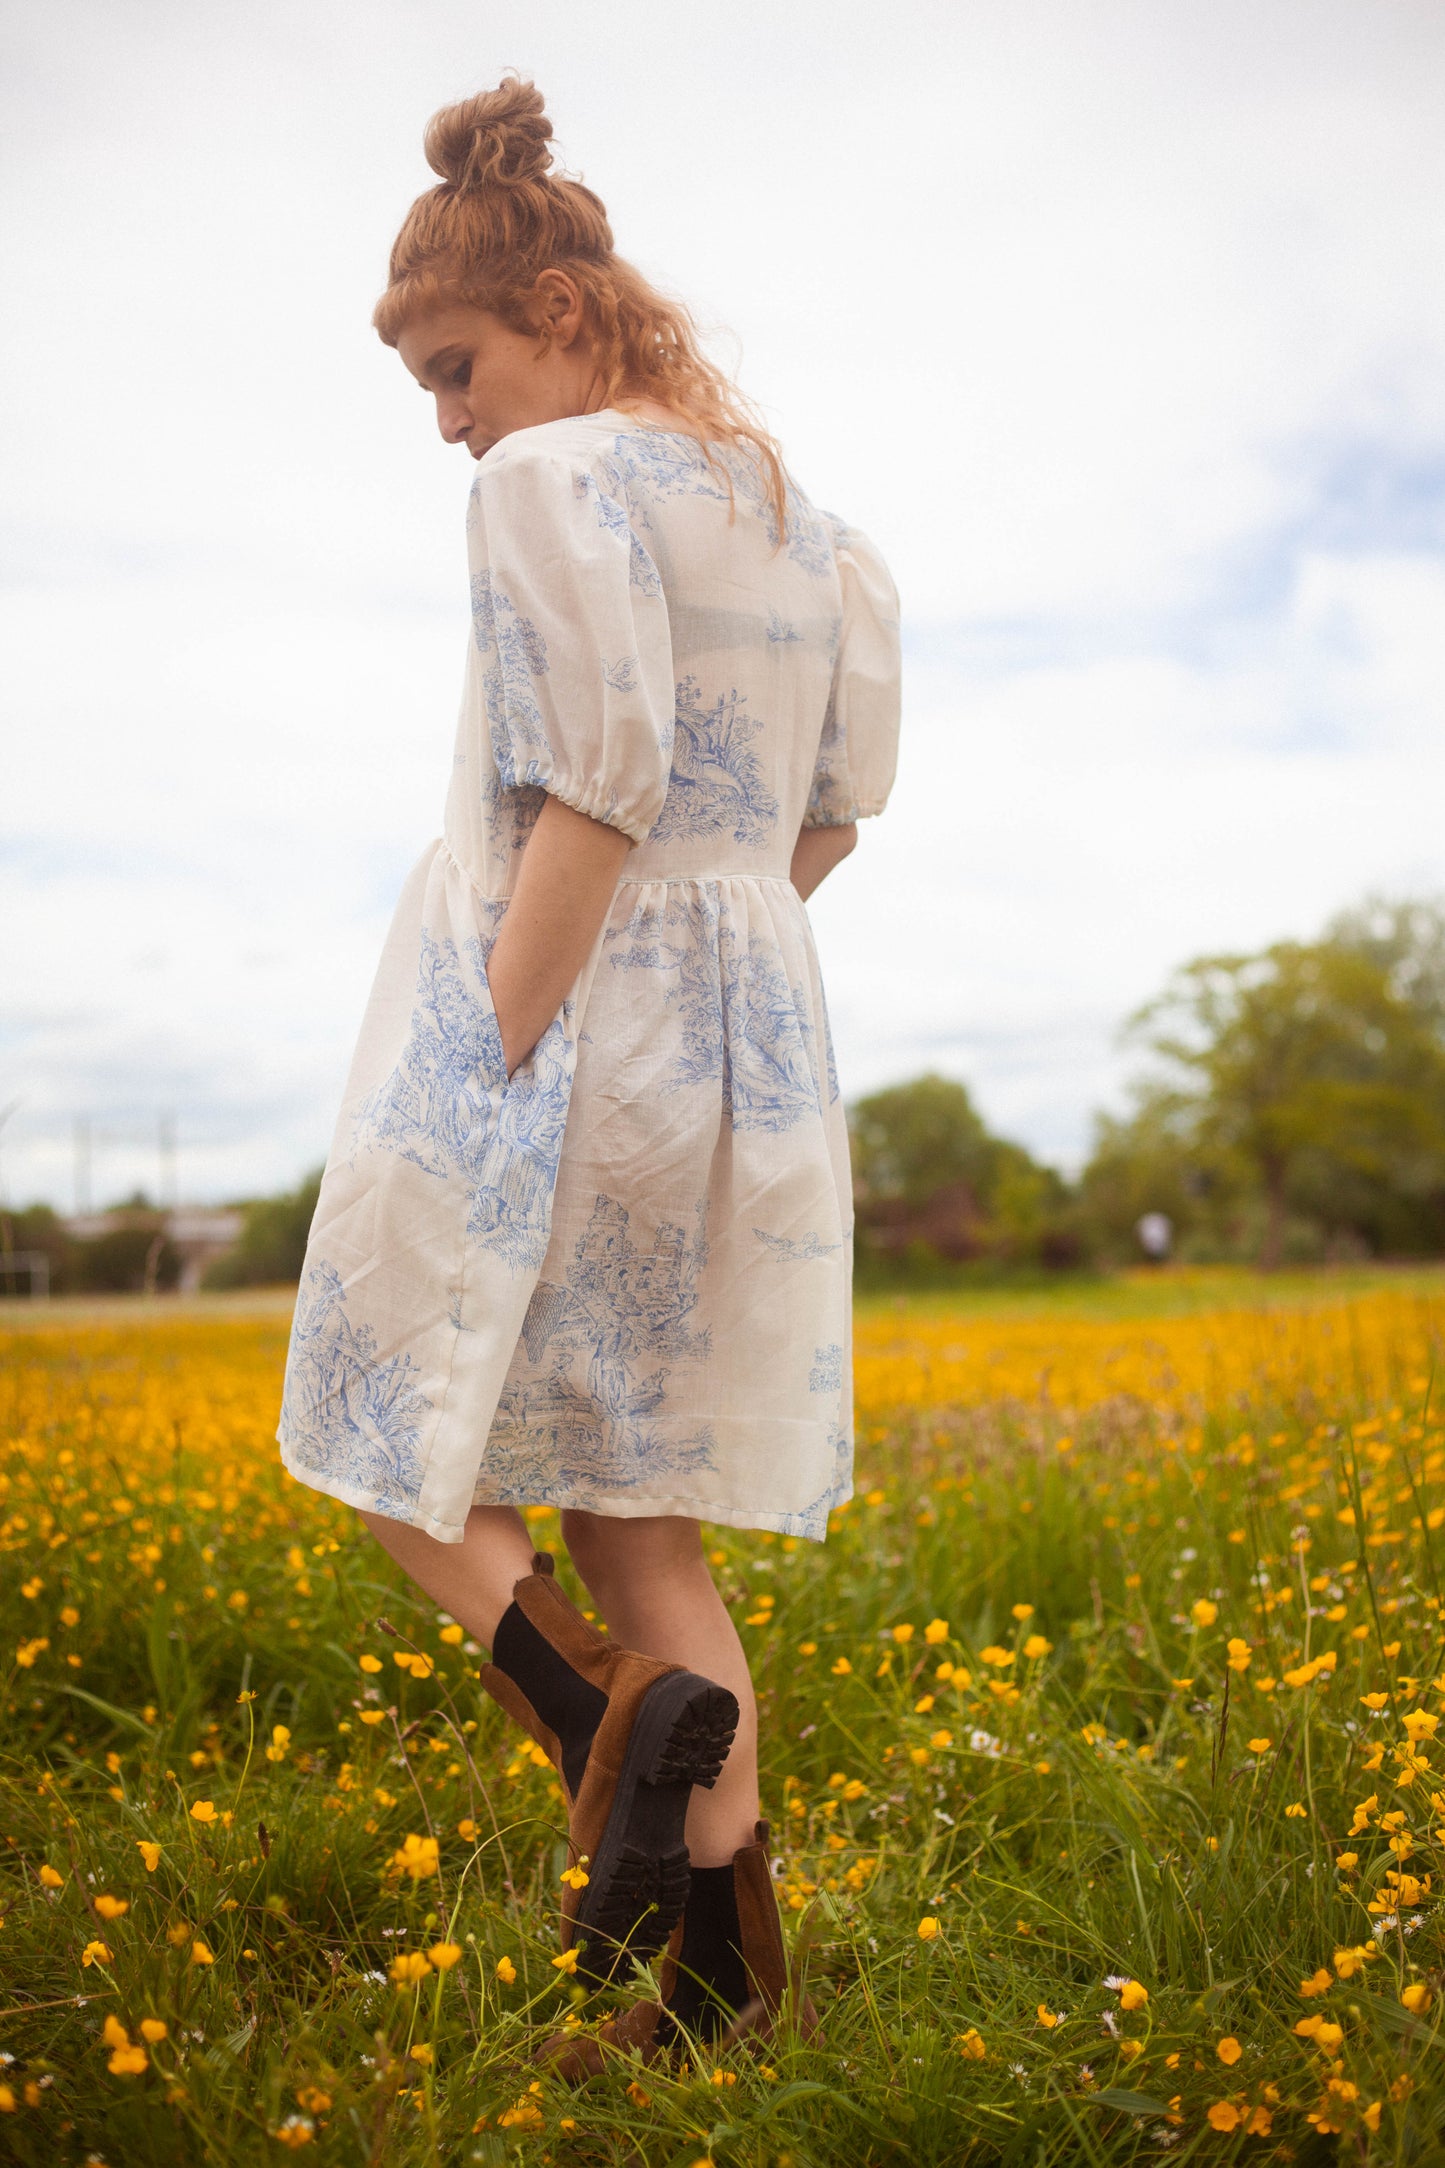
849 1073 1074 1273
1129 940 1445 1266
1328 895 1445 1033
203 1170 322 1289
1076 1084 1244 1264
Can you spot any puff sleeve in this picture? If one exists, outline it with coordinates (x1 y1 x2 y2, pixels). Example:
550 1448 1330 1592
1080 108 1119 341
465 440 676 844
804 519 902 828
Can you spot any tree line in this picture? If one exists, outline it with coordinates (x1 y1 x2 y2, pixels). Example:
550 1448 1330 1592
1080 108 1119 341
855 895 1445 1277
6 894 1443 1294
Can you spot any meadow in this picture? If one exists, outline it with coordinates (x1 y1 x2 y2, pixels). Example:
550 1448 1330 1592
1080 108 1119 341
2 1268 1444 2166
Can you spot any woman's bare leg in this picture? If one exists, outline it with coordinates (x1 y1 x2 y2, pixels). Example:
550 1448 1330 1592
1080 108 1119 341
560 1509 760 1868
358 1501 535 1649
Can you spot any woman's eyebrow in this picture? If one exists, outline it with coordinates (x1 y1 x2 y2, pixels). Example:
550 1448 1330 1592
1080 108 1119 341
422 345 465 379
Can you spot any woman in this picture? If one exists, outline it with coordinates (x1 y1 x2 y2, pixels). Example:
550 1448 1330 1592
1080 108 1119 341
277 74 900 2057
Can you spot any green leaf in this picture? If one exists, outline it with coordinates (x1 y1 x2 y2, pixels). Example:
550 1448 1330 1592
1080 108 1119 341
55 1683 155 1737
146 1594 172 1707
1084 2088 1170 2116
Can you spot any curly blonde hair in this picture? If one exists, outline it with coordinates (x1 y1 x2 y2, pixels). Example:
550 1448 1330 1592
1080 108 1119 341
374 75 788 534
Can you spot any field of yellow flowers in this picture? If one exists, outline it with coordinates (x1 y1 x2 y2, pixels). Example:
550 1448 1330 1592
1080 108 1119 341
2 1268 1445 2165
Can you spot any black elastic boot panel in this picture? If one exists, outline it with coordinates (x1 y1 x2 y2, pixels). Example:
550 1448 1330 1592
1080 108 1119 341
491 1603 607 1799
658 1862 751 2043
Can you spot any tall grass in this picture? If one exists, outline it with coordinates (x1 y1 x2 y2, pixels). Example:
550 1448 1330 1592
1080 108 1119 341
1 1274 1443 2163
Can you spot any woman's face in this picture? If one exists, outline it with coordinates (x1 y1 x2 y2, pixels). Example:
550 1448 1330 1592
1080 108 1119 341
396 282 596 460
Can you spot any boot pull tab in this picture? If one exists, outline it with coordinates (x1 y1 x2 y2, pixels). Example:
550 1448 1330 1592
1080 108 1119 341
531 1551 557 1577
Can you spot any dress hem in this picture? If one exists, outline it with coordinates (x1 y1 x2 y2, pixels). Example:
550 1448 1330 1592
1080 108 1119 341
278 1429 847 1544
470 1482 850 1543
277 1435 469 1545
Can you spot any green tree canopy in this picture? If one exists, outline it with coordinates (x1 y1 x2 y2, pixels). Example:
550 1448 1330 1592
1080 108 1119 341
204 1170 321 1290
849 1073 1072 1274
1121 927 1445 1265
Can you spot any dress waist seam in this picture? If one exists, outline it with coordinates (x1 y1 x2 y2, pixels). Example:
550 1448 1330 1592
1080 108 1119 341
436 835 798 896
616 871 796 887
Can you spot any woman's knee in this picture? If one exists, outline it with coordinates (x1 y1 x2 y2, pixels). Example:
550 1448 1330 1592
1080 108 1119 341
560 1510 704 1597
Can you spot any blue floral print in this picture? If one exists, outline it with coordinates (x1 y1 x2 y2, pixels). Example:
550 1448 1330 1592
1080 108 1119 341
279 406 901 1545
753 1228 843 1261
353 927 573 1273
607 887 823 1132
482 1192 718 1504
282 1264 430 1519
651 678 778 848
809 1344 844 1393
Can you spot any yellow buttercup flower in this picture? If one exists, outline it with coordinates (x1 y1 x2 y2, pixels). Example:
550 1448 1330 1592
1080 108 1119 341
390 1833 440 1881
1216 2036 1242 2065
495 1956 518 1984
1190 1599 1218 1628
93 1894 129 1920
917 1916 940 1941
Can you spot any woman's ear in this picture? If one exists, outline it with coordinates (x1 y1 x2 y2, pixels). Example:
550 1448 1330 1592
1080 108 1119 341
532 267 586 349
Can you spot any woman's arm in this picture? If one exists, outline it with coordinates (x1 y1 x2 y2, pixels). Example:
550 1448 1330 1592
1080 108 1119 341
790 823 857 901
485 795 632 1075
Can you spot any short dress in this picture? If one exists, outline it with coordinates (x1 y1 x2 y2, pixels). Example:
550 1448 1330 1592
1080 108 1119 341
277 409 901 1543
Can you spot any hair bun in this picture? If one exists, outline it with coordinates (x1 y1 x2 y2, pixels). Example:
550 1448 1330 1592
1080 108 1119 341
424 76 554 192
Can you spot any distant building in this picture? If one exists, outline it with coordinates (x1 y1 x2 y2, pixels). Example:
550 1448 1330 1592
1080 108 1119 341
62 1208 245 1293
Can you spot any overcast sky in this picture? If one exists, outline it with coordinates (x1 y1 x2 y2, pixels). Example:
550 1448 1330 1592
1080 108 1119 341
3 0 1444 1211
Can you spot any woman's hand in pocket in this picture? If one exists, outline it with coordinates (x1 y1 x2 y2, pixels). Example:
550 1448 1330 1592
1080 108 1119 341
485 796 632 1075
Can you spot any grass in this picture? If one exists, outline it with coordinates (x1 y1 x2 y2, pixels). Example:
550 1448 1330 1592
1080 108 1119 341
1 1267 1444 2164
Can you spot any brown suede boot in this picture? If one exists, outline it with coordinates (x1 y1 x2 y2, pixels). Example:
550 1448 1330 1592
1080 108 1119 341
536 1820 820 2078
481 1553 739 1984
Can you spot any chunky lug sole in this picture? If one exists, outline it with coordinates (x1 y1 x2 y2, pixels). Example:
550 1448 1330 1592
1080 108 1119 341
572 1671 739 1984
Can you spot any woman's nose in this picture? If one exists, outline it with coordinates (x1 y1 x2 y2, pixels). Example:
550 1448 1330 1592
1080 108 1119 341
435 394 471 445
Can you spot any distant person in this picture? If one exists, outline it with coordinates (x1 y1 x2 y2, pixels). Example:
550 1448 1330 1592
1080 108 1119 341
1135 1210 1173 1263
275 79 900 2064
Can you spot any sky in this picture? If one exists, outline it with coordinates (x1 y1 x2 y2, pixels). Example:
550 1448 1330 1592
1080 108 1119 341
3 0 1444 1211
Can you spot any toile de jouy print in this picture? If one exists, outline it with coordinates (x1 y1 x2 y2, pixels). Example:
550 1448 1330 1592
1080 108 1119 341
278 409 900 1543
